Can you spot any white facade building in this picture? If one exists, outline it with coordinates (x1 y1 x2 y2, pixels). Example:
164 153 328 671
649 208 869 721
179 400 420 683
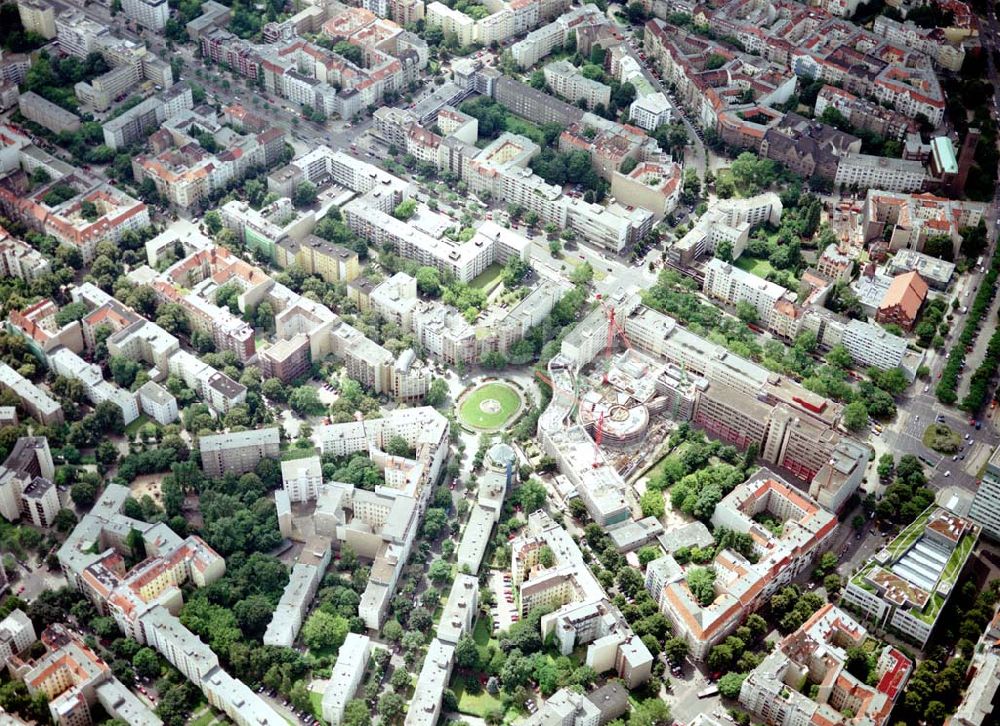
971 445 1000 541
702 258 790 324
122 0 169 30
629 92 673 131
841 319 908 371
321 634 372 725
281 455 324 503
137 381 178 425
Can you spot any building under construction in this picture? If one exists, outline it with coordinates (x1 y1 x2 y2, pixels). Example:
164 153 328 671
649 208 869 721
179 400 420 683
538 289 867 525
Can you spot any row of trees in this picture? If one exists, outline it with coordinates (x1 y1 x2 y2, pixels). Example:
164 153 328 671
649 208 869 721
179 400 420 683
936 242 1000 404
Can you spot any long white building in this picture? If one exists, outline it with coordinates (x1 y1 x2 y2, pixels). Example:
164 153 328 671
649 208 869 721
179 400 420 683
702 257 791 324
322 634 372 724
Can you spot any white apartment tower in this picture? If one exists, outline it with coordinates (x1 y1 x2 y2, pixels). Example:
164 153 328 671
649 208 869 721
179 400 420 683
280 455 323 503
970 445 1000 541
122 0 169 30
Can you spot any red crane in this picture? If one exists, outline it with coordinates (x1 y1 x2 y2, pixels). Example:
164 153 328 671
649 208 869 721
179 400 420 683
601 303 634 383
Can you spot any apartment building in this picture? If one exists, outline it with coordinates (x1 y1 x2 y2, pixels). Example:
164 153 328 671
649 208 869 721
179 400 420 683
281 456 323 503
371 272 419 330
843 505 978 647
103 85 194 150
278 235 360 284
122 0 169 31
259 12 426 121
309 409 448 629
18 91 80 135
199 428 281 479
438 574 479 645
425 0 567 49
186 0 231 38
25 625 162 726
105 319 245 416
670 192 783 264
872 14 965 71
322 634 371 725
703 258 791 324
57 484 283 725
0 362 62 425
16 0 55 38
0 609 35 666
151 247 261 363
611 160 683 220
264 539 331 647
739 604 910 726
55 9 109 57
48 347 141 425
0 227 50 283
200 28 261 79
512 511 653 686
559 116 652 181
345 200 487 283
0 170 149 264
221 197 316 264
951 600 1000 726
815 85 912 141
405 638 455 726
544 59 611 108
842 319 909 371
465 132 652 253
0 436 58 528
816 244 854 284
809 439 871 515
137 381 178 425
862 190 985 259
629 92 673 131
835 153 927 193
133 109 284 210
970 445 1000 541
649 475 836 660
511 4 603 68
259 334 311 384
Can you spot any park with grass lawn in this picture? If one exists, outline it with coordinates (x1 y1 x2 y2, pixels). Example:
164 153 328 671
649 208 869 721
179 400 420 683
457 380 524 431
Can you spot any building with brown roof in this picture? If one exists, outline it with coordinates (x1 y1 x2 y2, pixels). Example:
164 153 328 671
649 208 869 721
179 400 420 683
876 270 927 331
739 604 911 726
648 472 837 660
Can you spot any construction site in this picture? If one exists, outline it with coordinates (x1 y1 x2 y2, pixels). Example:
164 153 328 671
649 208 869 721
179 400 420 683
537 291 707 524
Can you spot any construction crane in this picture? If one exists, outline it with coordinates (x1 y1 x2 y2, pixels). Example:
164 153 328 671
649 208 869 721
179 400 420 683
592 410 605 468
601 302 634 384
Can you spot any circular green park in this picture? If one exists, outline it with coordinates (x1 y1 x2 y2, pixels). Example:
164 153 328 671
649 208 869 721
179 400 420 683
457 381 524 431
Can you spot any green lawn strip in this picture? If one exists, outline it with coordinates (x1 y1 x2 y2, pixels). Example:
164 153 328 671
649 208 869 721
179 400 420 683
308 690 329 725
884 507 933 560
733 255 775 279
941 533 975 586
188 707 214 726
470 263 504 293
453 677 507 718
125 414 152 437
281 446 320 461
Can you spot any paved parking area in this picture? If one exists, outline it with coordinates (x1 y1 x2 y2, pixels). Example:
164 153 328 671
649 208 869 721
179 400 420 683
488 570 517 632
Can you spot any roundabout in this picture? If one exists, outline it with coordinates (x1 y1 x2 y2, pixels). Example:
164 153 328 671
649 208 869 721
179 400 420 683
456 381 524 431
